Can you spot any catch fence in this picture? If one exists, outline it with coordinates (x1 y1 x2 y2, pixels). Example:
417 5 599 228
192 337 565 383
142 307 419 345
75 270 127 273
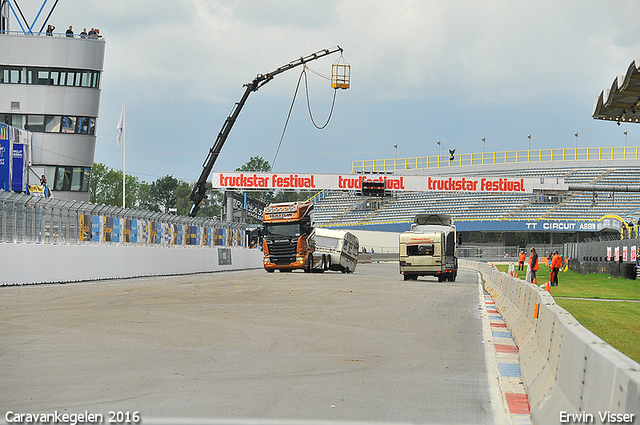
0 190 246 247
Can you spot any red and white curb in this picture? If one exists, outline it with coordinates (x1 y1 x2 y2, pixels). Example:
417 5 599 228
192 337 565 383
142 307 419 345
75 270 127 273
478 275 531 425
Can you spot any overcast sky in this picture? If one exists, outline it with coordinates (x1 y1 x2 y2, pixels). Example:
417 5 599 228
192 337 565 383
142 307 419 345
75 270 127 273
16 0 640 182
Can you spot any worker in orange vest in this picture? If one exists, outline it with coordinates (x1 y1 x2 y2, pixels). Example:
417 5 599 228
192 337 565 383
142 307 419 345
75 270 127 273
551 250 562 286
529 247 539 282
518 250 526 271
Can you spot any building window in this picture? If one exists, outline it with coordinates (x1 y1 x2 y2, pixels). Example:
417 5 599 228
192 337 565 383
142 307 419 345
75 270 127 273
10 68 22 83
2 114 97 134
11 114 25 129
71 167 83 191
66 71 76 86
61 116 77 133
0 66 101 88
77 117 89 134
82 168 91 192
50 70 60 85
26 115 45 132
45 116 61 132
44 165 91 192
37 70 50 85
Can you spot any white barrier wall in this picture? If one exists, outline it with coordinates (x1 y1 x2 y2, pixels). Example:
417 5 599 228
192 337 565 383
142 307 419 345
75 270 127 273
461 259 640 425
0 243 264 285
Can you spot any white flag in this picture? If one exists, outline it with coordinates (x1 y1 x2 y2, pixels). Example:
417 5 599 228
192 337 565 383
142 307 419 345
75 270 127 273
116 103 125 145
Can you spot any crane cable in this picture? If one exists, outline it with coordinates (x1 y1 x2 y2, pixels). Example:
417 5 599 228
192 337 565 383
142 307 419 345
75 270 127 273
303 66 338 130
271 65 338 170
270 68 304 172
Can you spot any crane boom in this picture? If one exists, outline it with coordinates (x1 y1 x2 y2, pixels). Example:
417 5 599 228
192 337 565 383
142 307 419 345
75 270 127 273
189 46 344 217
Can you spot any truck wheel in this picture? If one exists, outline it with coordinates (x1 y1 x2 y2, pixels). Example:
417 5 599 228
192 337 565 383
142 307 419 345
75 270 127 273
438 276 444 282
266 270 274 273
305 254 312 273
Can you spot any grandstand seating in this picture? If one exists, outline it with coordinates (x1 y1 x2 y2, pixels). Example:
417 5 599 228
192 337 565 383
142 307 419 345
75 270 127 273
313 161 640 227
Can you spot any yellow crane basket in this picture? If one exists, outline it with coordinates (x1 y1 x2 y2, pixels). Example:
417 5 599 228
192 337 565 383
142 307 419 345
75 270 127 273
331 57 350 89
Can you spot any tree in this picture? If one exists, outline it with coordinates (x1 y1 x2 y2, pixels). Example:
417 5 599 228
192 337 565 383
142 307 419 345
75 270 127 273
89 163 143 208
89 162 114 205
233 156 273 206
151 175 178 213
177 181 222 218
235 156 271 173
137 181 159 212
89 163 223 217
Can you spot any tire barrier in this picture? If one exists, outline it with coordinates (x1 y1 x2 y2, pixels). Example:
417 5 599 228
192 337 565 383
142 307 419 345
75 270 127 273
460 259 640 425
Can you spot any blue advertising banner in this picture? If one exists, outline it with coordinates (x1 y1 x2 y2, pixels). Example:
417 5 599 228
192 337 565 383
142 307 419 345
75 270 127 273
92 216 101 242
11 143 25 192
112 218 121 243
130 219 137 243
454 219 602 233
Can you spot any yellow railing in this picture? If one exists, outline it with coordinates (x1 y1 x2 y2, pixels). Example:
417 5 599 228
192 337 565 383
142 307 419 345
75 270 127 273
352 147 640 173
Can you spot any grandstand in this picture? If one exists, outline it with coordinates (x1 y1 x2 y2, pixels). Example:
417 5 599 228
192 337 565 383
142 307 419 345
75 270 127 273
312 147 640 243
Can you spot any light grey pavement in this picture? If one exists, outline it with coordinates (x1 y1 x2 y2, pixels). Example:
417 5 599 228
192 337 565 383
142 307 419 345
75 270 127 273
0 263 497 424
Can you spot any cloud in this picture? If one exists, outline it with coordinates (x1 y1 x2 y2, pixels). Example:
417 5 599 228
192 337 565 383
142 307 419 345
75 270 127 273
19 0 640 180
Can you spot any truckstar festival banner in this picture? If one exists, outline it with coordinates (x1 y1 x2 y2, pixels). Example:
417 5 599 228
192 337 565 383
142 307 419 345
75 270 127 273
212 172 538 193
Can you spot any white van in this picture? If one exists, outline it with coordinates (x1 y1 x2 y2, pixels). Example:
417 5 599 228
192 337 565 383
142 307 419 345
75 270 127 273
310 228 359 273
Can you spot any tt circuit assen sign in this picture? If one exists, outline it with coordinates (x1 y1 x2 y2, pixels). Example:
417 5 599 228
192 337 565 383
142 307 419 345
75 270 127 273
212 172 538 193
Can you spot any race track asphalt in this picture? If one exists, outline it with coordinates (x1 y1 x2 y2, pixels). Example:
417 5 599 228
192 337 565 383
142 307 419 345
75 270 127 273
0 263 498 424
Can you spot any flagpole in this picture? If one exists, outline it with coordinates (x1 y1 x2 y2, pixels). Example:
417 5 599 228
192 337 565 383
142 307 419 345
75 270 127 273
122 102 126 208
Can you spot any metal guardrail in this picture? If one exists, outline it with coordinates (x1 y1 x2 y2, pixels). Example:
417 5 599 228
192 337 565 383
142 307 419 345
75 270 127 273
352 146 640 173
0 190 246 246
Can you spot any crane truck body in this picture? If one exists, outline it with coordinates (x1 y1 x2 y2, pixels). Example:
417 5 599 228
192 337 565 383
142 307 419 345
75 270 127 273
399 214 458 282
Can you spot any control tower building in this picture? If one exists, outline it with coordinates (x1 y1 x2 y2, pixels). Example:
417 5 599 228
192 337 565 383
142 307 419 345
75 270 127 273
0 1 105 202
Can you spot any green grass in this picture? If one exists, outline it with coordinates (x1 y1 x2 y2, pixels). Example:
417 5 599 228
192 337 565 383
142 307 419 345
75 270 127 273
495 262 640 363
554 299 640 363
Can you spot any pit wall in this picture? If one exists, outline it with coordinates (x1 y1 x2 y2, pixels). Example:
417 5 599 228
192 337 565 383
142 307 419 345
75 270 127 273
460 259 640 424
0 243 264 285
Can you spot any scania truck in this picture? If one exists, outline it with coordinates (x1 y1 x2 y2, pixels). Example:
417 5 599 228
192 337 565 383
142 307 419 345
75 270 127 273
262 201 325 273
399 214 457 282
